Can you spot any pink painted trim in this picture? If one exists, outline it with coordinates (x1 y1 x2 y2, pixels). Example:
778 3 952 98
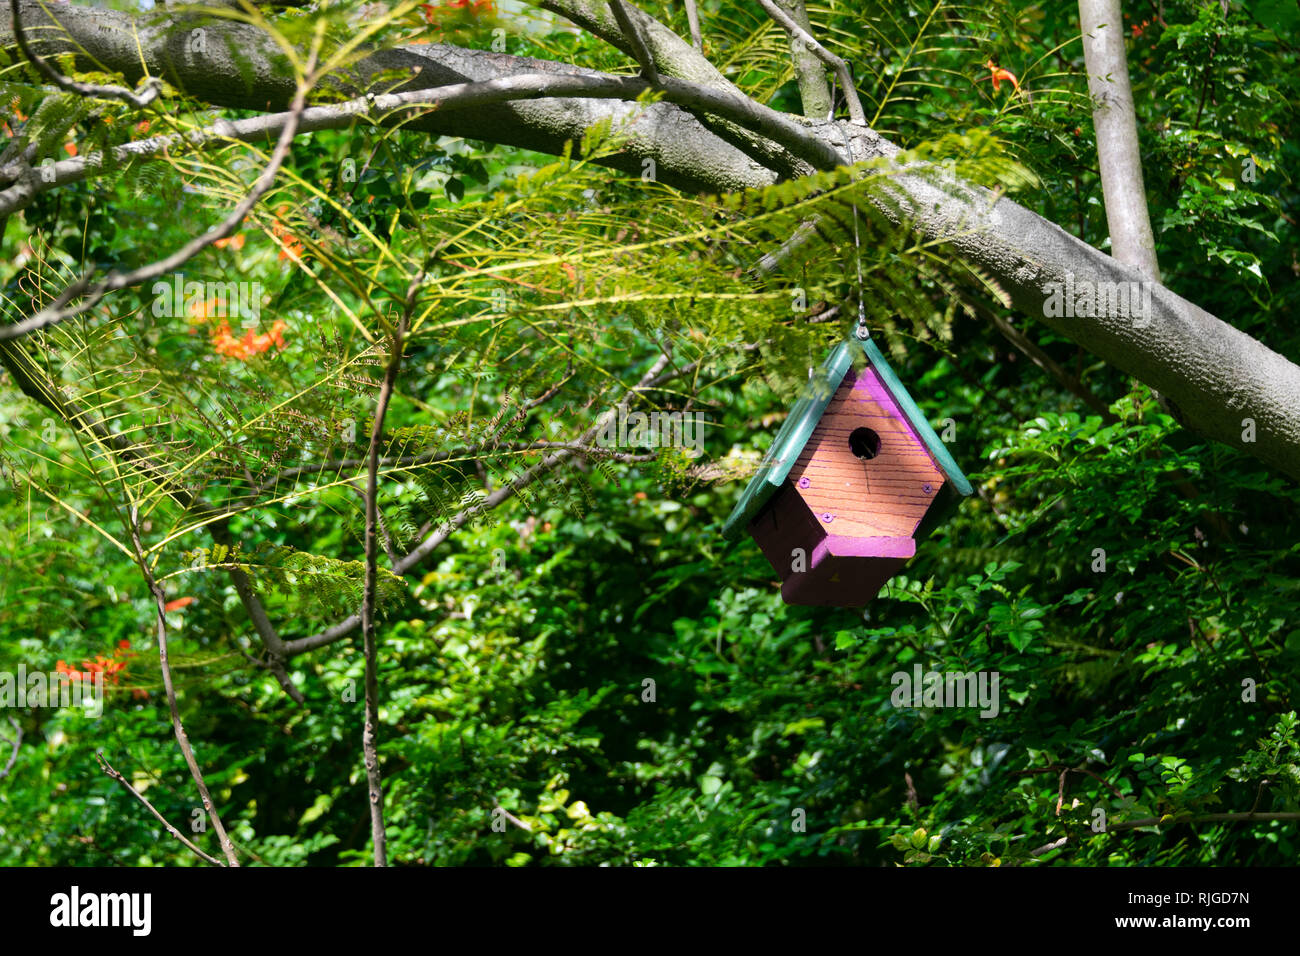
811 534 917 565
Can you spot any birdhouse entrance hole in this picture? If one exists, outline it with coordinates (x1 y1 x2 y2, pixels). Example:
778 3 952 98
849 427 881 461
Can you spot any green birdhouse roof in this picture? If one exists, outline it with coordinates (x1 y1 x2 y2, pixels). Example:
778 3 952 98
721 337 973 541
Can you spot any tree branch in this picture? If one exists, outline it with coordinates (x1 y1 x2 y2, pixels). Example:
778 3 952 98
8 0 162 107
758 0 863 123
0 716 21 781
357 282 417 868
0 39 314 339
682 0 702 50
1079 0 1161 280
126 506 240 867
95 752 224 866
610 0 659 83
7 3 1300 480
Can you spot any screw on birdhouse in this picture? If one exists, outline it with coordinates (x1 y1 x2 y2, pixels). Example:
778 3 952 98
821 513 834 523
798 477 811 489
923 483 933 495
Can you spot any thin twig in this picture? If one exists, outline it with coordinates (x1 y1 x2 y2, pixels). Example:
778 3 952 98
358 277 421 867
127 506 240 867
95 752 224 866
1110 811 1300 830
1030 835 1069 857
0 716 21 781
9 0 162 107
494 804 533 832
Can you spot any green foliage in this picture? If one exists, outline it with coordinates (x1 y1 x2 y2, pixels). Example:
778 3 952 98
0 0 1297 868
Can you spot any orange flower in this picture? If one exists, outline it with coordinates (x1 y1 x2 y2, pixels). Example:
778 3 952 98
268 205 307 261
187 297 221 324
55 640 137 686
983 59 1020 93
420 0 495 27
210 319 288 360
163 596 195 612
64 141 78 157
135 119 151 134
213 233 245 250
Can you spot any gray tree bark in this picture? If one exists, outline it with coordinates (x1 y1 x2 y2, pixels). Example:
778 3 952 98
1079 0 1161 279
774 0 834 119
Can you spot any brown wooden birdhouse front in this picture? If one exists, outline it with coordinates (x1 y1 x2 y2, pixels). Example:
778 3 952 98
723 336 972 607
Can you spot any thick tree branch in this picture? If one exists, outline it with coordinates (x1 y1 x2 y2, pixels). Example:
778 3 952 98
2 1 780 193
539 0 812 177
1079 0 1161 280
0 70 836 220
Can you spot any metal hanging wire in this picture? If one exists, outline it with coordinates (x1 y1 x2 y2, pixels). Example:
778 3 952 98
834 117 870 342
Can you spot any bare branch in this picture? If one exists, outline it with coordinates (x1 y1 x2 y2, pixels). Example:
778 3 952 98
127 506 240 867
610 0 659 83
357 279 421 868
95 752 224 866
493 804 534 832
1110 811 1300 830
1079 0 1161 280
0 68 839 222
1030 835 1069 857
9 0 162 107
0 55 315 340
0 717 21 781
756 0 864 124
682 0 702 49
771 0 833 119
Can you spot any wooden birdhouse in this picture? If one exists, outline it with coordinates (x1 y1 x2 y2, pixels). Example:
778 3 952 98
722 336 972 607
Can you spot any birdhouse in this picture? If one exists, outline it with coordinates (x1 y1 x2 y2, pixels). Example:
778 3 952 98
722 336 972 607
